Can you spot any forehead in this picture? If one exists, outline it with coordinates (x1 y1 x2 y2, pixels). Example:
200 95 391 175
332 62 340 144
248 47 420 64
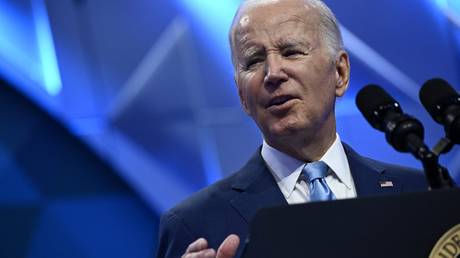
233 1 320 45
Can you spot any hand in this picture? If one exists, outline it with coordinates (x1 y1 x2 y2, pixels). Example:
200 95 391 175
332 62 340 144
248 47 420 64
182 234 240 258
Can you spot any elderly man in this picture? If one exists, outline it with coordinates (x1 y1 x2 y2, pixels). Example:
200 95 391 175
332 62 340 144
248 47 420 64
156 0 427 257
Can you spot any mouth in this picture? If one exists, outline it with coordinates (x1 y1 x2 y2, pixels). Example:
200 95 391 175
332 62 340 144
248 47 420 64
267 95 297 108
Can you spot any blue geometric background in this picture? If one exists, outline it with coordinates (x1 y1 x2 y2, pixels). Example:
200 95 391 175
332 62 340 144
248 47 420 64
0 0 459 256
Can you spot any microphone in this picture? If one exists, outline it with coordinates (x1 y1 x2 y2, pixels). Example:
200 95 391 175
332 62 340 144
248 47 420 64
419 78 460 145
356 84 455 189
355 84 425 154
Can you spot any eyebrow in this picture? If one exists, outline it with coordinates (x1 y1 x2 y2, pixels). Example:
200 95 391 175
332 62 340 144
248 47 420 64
237 33 314 63
276 38 311 49
241 45 263 58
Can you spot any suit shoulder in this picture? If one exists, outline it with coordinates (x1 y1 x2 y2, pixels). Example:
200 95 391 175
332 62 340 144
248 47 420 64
361 156 427 189
165 170 242 222
364 156 422 176
344 143 424 179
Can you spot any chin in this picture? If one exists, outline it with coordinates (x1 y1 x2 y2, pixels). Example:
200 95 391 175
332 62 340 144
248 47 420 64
267 119 305 139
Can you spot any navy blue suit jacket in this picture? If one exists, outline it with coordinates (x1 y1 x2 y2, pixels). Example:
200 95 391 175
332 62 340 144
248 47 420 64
156 144 428 258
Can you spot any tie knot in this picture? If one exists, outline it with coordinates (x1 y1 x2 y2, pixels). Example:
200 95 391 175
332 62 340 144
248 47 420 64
302 161 329 182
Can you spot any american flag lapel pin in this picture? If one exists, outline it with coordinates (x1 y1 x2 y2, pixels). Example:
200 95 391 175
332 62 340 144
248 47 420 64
379 180 394 188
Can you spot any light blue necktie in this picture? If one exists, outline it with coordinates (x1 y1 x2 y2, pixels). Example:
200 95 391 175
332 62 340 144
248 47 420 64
302 161 336 202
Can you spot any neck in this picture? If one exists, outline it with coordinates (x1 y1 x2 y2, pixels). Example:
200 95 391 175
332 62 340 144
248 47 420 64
265 120 337 162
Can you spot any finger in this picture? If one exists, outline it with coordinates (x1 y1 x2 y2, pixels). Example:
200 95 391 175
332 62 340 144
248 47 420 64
216 234 240 258
182 248 216 258
185 238 208 253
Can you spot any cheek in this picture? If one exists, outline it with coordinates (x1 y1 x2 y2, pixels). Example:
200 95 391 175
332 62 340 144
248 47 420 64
240 74 261 103
297 76 336 117
237 80 257 115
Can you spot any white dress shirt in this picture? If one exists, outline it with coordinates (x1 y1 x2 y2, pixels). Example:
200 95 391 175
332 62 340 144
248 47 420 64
261 134 357 204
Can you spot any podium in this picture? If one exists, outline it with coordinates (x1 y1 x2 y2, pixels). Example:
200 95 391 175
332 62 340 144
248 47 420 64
242 189 460 258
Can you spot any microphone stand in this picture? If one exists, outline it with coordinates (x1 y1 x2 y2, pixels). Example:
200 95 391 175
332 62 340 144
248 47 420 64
406 134 455 190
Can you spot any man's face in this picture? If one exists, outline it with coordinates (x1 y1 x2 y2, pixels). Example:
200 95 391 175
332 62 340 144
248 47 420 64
232 0 348 146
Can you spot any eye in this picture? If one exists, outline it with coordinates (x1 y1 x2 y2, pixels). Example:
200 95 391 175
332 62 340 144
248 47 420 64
282 48 305 57
244 56 264 69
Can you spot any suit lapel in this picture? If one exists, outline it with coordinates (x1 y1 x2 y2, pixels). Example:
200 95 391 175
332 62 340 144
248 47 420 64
229 150 287 223
229 144 405 223
344 143 403 197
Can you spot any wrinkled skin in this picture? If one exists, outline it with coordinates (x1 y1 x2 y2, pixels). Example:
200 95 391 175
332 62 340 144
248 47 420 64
233 0 350 162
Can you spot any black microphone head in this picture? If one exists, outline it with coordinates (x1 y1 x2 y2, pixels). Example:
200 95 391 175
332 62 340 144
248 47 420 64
356 84 426 153
356 84 401 130
419 78 460 123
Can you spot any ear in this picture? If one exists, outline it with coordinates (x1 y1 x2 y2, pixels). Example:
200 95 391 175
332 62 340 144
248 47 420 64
235 74 251 115
334 50 350 97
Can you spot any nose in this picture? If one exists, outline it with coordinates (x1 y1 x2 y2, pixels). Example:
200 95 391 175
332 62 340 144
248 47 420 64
264 54 288 90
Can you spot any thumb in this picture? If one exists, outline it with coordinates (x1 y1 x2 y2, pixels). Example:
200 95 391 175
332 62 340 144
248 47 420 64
216 234 240 258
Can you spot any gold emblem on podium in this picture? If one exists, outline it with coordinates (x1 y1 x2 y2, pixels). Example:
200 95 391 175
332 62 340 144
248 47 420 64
429 224 460 258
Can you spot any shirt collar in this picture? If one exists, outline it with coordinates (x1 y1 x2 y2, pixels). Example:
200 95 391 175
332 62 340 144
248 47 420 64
321 134 353 190
261 134 352 199
261 140 304 199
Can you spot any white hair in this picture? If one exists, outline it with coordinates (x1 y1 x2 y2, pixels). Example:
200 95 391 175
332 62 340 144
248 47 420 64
229 0 344 66
306 0 344 56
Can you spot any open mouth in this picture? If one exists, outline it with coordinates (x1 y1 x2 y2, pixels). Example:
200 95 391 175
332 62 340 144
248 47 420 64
267 95 296 108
